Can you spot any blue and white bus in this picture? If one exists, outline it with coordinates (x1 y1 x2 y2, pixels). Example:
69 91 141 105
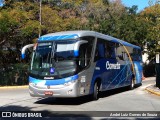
22 31 143 100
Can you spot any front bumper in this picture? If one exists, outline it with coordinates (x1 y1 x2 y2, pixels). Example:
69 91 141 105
29 81 79 98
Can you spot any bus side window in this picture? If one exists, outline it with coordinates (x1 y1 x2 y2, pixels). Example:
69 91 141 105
116 44 124 60
131 48 142 61
138 49 142 61
78 42 94 70
80 36 95 66
105 41 116 59
94 39 105 61
78 44 86 68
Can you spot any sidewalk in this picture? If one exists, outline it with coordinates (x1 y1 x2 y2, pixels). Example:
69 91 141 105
145 84 160 96
0 85 28 89
144 77 160 96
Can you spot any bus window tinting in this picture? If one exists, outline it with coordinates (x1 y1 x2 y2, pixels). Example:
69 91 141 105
95 38 116 60
78 36 95 70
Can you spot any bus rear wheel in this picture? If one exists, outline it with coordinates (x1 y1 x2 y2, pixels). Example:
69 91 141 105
92 82 99 100
129 79 135 90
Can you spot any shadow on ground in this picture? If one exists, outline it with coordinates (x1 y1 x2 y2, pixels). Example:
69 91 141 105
35 86 132 106
1 85 159 120
0 105 92 120
0 105 159 120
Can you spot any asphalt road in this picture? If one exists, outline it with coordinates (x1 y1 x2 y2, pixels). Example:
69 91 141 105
0 78 159 119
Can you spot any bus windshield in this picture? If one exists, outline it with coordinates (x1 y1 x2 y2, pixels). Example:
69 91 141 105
30 40 78 79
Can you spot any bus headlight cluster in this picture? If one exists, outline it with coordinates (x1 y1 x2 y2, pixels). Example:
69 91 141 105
29 82 35 86
67 89 73 95
64 80 76 86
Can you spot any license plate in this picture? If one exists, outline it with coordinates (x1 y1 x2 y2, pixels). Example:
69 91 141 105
44 91 53 96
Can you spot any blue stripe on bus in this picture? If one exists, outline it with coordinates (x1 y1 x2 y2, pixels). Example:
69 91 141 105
38 34 79 41
113 60 132 88
90 59 133 93
106 63 129 88
29 74 79 85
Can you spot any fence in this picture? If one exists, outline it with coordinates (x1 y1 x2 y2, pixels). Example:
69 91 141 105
143 63 156 77
0 64 29 86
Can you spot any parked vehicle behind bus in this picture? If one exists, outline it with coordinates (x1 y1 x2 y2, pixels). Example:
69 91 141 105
22 31 143 100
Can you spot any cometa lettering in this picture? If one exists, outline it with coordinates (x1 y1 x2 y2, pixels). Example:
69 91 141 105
106 61 120 70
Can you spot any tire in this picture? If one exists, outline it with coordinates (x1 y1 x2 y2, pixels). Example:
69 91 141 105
92 82 99 100
129 79 135 90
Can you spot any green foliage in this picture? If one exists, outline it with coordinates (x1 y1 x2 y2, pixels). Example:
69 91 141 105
140 3 160 57
0 63 29 86
0 0 159 85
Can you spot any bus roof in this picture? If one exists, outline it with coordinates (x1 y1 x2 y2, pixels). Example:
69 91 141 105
38 30 140 49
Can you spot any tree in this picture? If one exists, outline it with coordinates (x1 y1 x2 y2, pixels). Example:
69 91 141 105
140 2 160 59
0 1 40 67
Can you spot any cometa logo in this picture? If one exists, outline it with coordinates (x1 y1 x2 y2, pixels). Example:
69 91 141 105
106 61 120 70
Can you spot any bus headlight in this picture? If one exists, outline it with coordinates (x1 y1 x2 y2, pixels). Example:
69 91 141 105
29 82 35 86
64 80 76 86
67 89 73 95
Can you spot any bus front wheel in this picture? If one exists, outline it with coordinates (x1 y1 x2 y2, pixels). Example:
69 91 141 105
92 82 99 100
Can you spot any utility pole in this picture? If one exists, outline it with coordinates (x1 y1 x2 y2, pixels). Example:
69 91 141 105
155 0 160 88
156 53 160 88
39 0 42 38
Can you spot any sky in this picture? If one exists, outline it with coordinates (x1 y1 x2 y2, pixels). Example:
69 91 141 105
121 0 157 12
0 0 4 7
0 0 158 10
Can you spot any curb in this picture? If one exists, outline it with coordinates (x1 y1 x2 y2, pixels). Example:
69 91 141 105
0 85 28 89
145 87 160 96
143 77 156 81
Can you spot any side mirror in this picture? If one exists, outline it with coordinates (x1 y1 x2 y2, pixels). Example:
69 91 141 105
21 44 34 59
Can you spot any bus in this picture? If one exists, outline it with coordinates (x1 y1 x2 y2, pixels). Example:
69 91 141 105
21 31 143 100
